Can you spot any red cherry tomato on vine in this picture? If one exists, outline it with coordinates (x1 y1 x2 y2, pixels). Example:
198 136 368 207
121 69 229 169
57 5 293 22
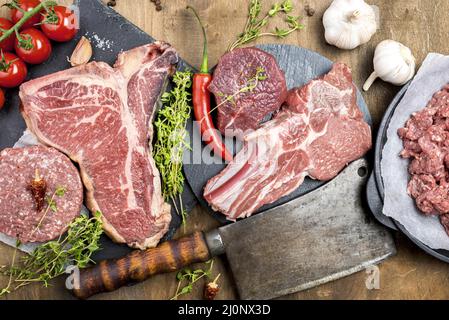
41 5 78 42
14 28 52 65
0 18 15 52
0 52 27 88
0 88 5 110
10 0 42 30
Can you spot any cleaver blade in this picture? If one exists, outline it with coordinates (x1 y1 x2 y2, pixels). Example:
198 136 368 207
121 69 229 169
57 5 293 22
212 158 396 300
72 159 396 300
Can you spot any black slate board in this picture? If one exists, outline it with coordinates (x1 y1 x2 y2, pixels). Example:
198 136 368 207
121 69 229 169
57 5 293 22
0 0 198 260
183 44 373 223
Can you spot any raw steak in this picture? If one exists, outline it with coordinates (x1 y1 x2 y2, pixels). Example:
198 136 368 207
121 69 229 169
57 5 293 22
398 84 449 234
20 42 176 249
209 47 287 134
0 146 83 243
204 63 372 220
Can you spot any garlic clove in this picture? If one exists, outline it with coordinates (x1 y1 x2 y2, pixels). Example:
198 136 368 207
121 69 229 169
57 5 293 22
69 36 93 67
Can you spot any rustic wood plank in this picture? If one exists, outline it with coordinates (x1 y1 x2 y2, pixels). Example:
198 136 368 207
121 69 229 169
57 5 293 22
1 0 449 300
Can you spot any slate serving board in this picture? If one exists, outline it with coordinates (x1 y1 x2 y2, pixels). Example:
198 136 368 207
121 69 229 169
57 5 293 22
0 0 197 260
183 44 373 223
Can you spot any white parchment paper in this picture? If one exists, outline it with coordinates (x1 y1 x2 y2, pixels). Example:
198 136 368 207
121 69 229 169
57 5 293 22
382 53 449 250
0 130 87 253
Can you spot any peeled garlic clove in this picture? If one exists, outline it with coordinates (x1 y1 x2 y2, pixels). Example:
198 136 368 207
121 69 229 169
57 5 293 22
363 40 416 91
69 36 93 67
323 0 377 50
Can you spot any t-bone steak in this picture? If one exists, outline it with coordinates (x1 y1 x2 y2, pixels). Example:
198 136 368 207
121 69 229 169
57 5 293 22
0 146 83 243
204 63 372 220
398 84 449 235
209 47 288 135
20 42 177 249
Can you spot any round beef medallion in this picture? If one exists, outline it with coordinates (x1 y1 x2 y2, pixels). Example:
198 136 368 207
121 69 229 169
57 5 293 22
0 146 83 243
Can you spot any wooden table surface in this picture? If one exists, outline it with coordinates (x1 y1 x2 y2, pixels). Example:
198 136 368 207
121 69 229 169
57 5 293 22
1 0 449 300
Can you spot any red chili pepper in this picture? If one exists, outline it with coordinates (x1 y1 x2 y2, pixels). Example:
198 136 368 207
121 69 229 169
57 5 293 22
188 6 233 162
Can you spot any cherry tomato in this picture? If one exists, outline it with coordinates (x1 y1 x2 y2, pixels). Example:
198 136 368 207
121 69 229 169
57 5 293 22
0 88 5 110
0 52 27 88
14 28 52 65
41 5 78 42
0 18 15 52
10 0 42 30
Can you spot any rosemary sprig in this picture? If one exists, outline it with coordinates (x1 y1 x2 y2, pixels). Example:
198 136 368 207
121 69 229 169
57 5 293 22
153 71 192 225
0 211 103 295
228 0 304 51
171 260 214 300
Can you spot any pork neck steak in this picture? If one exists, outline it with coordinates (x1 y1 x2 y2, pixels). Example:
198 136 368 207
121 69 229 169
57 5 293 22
20 42 177 249
209 47 287 134
204 63 372 220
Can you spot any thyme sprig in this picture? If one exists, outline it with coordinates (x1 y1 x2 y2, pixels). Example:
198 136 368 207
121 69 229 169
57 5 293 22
229 0 304 51
171 260 214 300
0 211 103 296
33 185 67 235
212 67 267 113
153 71 192 225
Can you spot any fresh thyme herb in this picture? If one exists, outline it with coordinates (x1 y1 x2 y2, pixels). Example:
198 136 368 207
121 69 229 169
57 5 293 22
154 71 192 225
171 260 214 300
0 240 19 297
0 211 103 295
46 197 57 212
35 185 67 233
45 185 67 211
54 186 66 197
228 0 304 51
213 67 267 112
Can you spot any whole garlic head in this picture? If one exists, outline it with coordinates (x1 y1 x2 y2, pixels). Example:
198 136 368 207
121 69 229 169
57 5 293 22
323 0 377 50
363 40 416 91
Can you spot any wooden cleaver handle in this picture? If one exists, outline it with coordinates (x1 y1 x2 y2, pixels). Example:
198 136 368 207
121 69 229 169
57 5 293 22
71 231 211 299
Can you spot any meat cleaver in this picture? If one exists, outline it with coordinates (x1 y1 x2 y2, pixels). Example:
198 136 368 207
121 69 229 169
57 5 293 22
70 158 396 300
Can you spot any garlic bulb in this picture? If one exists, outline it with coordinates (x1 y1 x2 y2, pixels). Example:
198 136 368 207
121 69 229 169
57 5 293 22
323 0 377 50
363 40 416 91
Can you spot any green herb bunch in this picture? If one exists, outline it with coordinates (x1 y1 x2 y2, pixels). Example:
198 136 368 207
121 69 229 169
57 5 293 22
154 70 192 225
0 211 103 296
171 260 214 300
215 66 267 109
229 0 304 51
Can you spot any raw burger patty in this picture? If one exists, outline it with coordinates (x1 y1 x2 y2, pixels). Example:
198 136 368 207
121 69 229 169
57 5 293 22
0 146 83 243
398 84 449 234
209 47 288 134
